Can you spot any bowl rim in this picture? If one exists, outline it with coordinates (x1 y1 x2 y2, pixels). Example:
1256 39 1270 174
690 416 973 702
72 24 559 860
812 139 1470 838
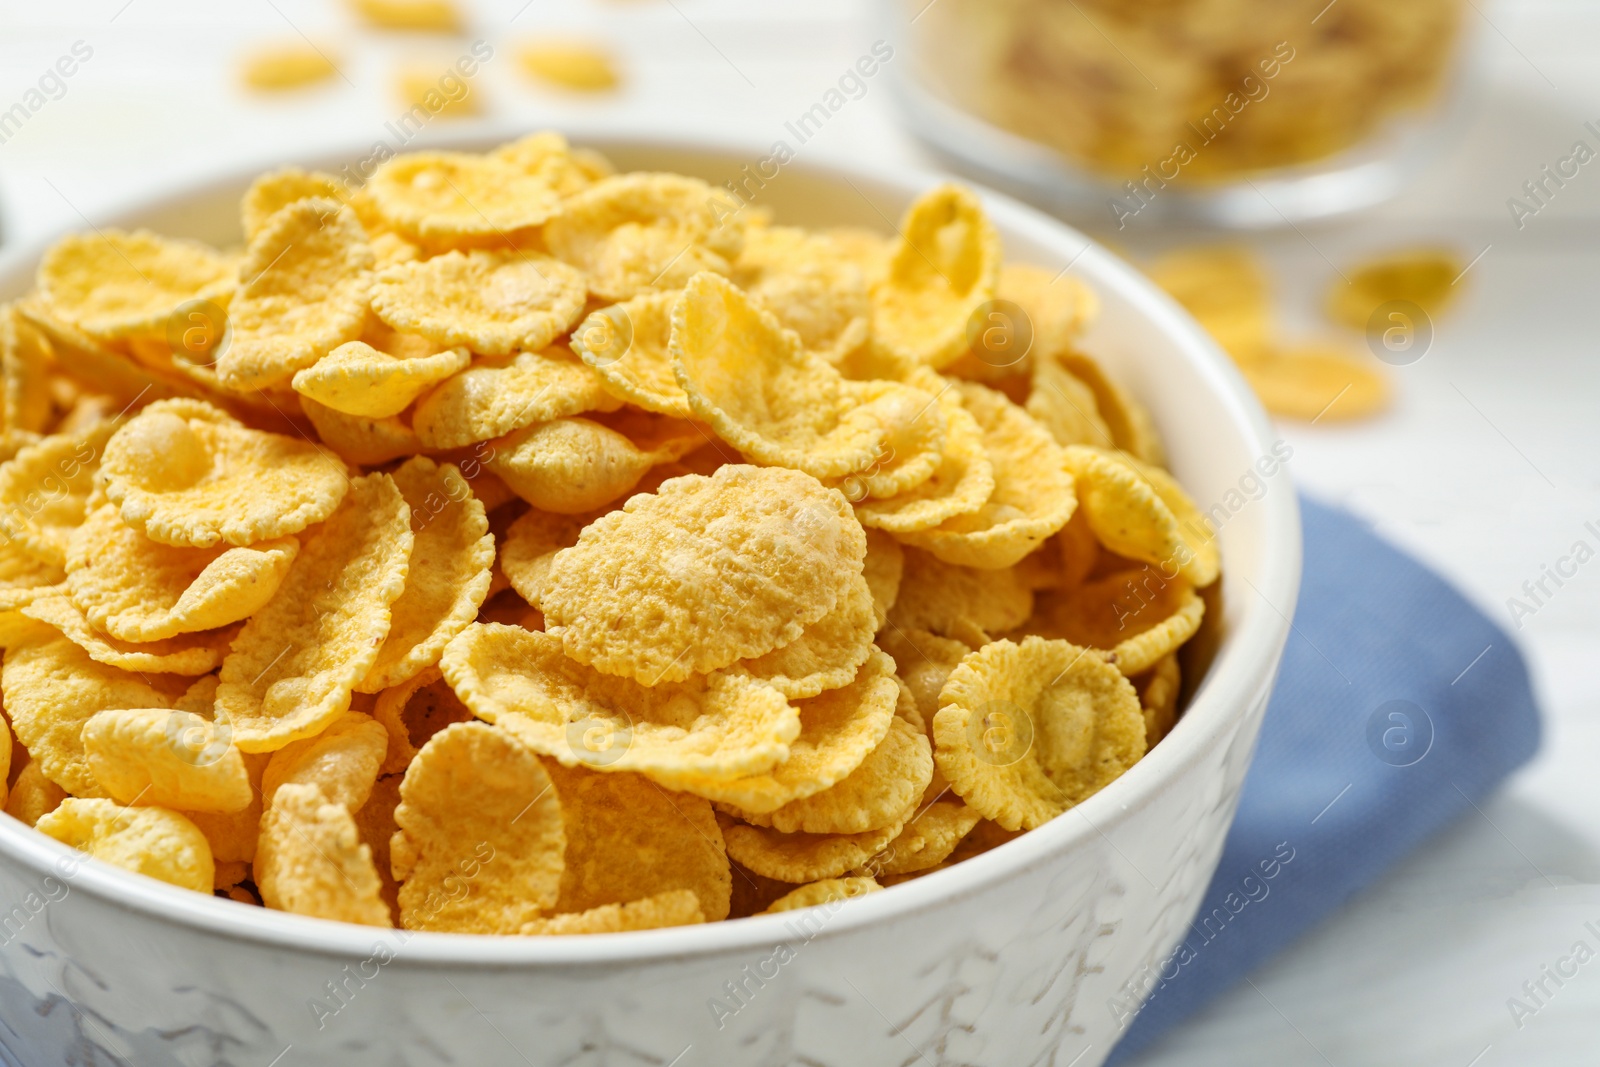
0 121 1301 967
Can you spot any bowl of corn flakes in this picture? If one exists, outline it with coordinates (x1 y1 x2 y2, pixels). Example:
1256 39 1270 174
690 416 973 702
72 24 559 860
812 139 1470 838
0 127 1298 1067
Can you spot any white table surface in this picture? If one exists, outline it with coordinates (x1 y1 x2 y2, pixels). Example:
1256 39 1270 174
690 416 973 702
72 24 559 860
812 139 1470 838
1 2 1597 1064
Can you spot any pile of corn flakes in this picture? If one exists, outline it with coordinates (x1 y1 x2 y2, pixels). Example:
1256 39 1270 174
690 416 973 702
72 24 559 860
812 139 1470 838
0 132 1218 932
908 0 1464 180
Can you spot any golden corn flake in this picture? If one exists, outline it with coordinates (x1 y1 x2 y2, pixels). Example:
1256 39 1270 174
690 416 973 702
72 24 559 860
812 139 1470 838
520 890 705 935
1028 565 1205 677
82 707 252 813
762 877 881 913
366 152 560 245
1063 446 1218 588
0 419 119 567
1057 351 1167 467
488 131 614 197
872 185 1000 368
831 380 947 500
1026 351 1115 449
101 399 349 548
570 292 691 417
734 227 871 364
22 594 229 675
933 636 1145 830
220 199 372 391
672 649 896 813
877 626 973 726
0 536 64 613
853 401 995 535
36 230 234 341
544 762 731 920
261 711 390 812
217 473 413 753
441 624 801 782
732 575 877 700
239 43 339 93
291 340 469 419
5 760 67 827
349 0 462 32
411 347 622 450
241 169 350 241
486 417 659 515
2 624 187 795
862 528 904 629
544 174 744 302
394 63 482 122
899 382 1075 570
517 38 621 92
257 782 392 926
1328 248 1463 329
745 709 932 836
673 272 885 479
887 547 1033 646
0 306 56 437
498 508 589 610
1241 343 1392 422
66 504 297 642
37 798 213 893
719 802 912 884
372 251 587 358
540 464 865 682
871 800 983 877
359 457 493 692
391 721 566 934
1136 653 1182 746
299 397 421 467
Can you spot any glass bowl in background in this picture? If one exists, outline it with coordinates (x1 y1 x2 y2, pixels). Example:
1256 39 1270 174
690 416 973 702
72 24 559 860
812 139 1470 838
883 0 1477 229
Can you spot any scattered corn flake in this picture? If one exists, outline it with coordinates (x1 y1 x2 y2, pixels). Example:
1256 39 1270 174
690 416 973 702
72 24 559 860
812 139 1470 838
871 185 1000 368
761 876 881 913
349 0 462 32
257 782 392 925
543 174 744 302
37 798 214 893
36 230 234 341
519 890 705 935
411 347 622 450
517 38 622 92
101 399 349 548
394 62 482 121
1328 248 1463 330
545 761 731 920
240 43 339 93
359 457 494 692
292 340 469 419
82 707 252 813
66 504 298 643
219 199 373 392
719 801 912 883
217 473 413 753
440 624 801 782
539 464 865 682
372 250 587 357
1240 343 1392 422
933 636 1145 830
0 419 120 567
261 711 390 812
670 649 897 813
672 273 885 479
391 721 566 934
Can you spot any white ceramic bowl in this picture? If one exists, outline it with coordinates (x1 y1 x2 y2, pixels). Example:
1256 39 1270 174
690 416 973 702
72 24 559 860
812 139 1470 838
0 126 1299 1067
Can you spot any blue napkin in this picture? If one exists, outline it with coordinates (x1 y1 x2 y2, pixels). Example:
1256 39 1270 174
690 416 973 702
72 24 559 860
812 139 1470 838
1108 494 1542 1062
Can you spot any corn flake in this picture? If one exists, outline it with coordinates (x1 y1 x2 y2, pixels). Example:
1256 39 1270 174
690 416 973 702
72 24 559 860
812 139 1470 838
719 802 912 884
871 800 982 877
37 230 234 341
257 782 392 925
732 575 877 700
82 707 251 813
217 473 412 752
372 251 587 357
242 169 346 240
498 508 589 610
411 347 621 450
517 39 621 93
1063 446 1218 588
570 292 691 417
291 340 469 419
391 721 565 934
762 877 881 913
853 401 995 534
37 798 213 892
520 890 705 935
0 419 119 567
366 152 562 244
261 711 389 812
